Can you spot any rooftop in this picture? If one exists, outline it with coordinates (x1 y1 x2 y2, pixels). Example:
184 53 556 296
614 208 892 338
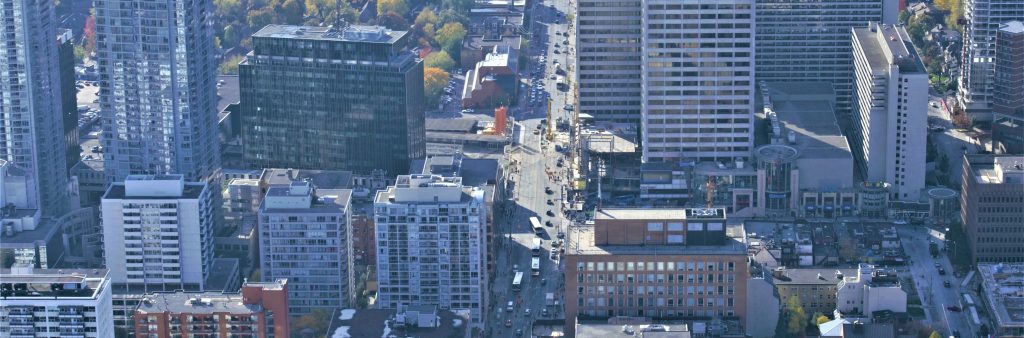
583 128 638 154
1001 21 1024 34
576 322 691 338
853 23 925 74
595 208 686 220
253 24 405 44
425 118 478 133
0 267 109 300
566 224 747 256
136 292 259 315
0 216 62 247
263 187 352 212
758 81 853 160
772 267 857 285
260 168 353 189
103 181 206 200
978 263 1024 329
968 154 1024 184
326 308 467 338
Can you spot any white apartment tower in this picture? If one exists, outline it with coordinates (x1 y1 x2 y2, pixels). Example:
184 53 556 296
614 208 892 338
374 175 488 327
258 181 353 315
101 174 213 291
0 266 114 338
755 0 899 116
95 0 220 183
0 0 70 216
851 23 928 201
956 0 1024 116
641 0 756 163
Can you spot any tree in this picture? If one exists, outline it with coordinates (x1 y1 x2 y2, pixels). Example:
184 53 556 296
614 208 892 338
291 308 332 337
425 51 456 70
222 23 242 47
219 55 245 75
214 0 243 17
929 331 943 338
424 67 450 105
278 0 306 24
305 0 336 19
73 45 89 63
83 16 97 53
442 0 474 13
414 8 439 39
377 0 409 17
435 22 467 57
377 11 410 30
785 295 807 336
814 313 830 325
247 8 275 29
438 8 469 27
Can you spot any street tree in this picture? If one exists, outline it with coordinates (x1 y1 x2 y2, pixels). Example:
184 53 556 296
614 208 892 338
377 0 410 17
424 67 450 105
425 51 457 71
785 295 808 336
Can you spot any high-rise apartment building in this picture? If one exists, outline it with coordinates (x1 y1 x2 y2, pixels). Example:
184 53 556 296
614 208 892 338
755 0 898 116
960 154 1024 263
563 208 749 337
956 0 1024 116
641 0 756 163
0 0 70 216
95 0 220 183
258 181 352 315
0 266 114 338
133 279 290 338
992 21 1024 154
851 23 928 201
240 24 426 176
101 174 214 291
575 0 643 125
374 175 488 326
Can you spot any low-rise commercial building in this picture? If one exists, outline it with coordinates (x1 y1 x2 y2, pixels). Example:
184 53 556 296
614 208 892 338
461 45 518 109
133 279 290 337
0 266 114 338
563 208 749 337
836 264 907 315
772 267 855 314
961 155 1024 263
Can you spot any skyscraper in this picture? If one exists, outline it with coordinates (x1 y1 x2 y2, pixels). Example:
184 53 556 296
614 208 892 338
58 29 80 175
755 0 899 116
374 175 488 326
992 21 1024 154
641 0 756 163
851 23 928 201
0 0 70 216
575 0 643 125
956 0 1024 116
240 24 426 176
95 0 220 183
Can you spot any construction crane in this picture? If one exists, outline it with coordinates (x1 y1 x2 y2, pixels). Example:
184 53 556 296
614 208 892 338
705 176 715 208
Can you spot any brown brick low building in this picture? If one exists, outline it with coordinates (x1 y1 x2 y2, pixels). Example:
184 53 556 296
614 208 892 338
134 279 290 337
563 208 749 336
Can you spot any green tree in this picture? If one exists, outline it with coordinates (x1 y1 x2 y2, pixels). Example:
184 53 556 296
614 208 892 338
898 10 910 24
424 67 450 105
443 0 474 13
291 308 332 337
73 45 89 63
425 50 457 70
377 11 410 30
438 8 469 26
814 313 830 325
222 23 241 46
929 331 943 338
278 0 306 24
377 0 409 17
414 8 439 39
785 295 807 336
219 55 245 75
214 0 243 17
247 8 275 29
435 21 467 57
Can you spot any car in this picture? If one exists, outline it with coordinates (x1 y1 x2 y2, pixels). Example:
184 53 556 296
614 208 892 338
546 210 555 216
930 101 939 108
946 305 962 312
505 319 513 327
556 161 563 167
545 220 553 227
554 49 560 54
546 199 554 205
934 263 941 268
515 329 524 336
938 268 946 275
525 308 531 316
542 308 549 317
541 278 547 285
557 232 565 239
533 130 541 135
943 280 951 288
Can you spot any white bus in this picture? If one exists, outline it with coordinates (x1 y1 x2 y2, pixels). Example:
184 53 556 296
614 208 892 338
512 271 524 292
532 238 542 255
530 217 544 235
531 257 541 276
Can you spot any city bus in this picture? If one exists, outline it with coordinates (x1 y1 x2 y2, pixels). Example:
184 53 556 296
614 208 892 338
530 217 544 235
531 257 541 276
512 271 524 292
532 238 542 255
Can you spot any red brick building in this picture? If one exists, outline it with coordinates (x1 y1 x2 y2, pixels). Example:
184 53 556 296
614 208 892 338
134 279 290 337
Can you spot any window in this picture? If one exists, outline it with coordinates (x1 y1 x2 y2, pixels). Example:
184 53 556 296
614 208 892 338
647 222 664 231
667 222 684 231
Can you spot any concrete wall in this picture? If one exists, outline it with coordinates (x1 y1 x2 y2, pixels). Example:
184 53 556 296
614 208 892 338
746 277 780 338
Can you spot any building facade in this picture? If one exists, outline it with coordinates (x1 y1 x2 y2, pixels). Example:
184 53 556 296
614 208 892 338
258 181 352 315
563 208 749 336
641 0 756 163
0 266 114 338
851 23 928 201
240 24 425 176
575 0 643 125
956 0 1024 116
58 29 80 175
95 0 220 183
133 279 290 338
755 0 898 116
101 175 214 291
992 21 1024 154
961 154 1024 263
0 0 70 217
835 264 907 315
374 175 488 326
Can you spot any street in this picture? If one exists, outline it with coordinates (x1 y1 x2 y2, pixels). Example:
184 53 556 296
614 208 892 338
927 95 980 186
899 226 972 337
488 0 577 334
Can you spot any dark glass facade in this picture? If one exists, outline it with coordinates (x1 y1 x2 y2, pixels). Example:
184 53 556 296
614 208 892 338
240 25 426 176
58 30 79 175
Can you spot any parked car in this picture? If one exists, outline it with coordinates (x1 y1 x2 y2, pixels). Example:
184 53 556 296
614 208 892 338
946 305 961 312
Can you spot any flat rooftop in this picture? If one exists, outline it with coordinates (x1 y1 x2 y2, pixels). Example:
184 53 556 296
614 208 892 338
968 155 1024 184
978 263 1024 329
103 182 206 200
1001 21 1024 34
425 118 478 133
583 128 637 154
772 268 857 285
136 292 259 315
263 187 352 212
566 224 747 256
853 24 925 74
260 168 353 189
0 268 108 299
759 82 853 160
253 24 404 44
0 216 61 247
